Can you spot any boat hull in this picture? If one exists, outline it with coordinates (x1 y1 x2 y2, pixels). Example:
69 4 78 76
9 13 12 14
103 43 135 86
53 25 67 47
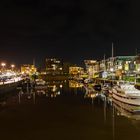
112 92 140 106
113 98 140 113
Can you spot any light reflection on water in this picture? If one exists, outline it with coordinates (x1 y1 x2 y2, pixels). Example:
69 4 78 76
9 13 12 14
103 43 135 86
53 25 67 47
0 80 140 140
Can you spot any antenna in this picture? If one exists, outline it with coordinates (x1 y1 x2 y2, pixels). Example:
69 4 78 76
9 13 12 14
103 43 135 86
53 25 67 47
104 54 106 71
33 58 35 66
112 42 114 58
111 42 114 69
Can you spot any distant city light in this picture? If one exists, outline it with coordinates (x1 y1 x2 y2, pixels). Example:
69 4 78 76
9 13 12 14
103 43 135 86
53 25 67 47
110 68 114 72
11 64 15 68
60 84 63 88
1 62 6 67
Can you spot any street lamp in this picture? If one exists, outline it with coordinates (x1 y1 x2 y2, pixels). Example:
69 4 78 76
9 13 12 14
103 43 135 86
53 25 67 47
1 62 6 71
11 64 15 71
110 67 114 72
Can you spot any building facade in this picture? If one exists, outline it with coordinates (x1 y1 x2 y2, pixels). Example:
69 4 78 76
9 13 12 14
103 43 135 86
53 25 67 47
21 64 37 75
99 56 138 80
46 58 63 75
84 60 99 78
85 55 140 80
69 67 84 75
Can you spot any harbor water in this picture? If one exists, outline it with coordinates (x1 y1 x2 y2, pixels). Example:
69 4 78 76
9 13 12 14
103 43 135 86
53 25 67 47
0 80 140 140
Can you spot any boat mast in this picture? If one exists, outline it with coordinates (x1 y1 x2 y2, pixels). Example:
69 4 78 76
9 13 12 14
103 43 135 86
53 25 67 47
110 42 114 81
112 42 114 58
111 42 114 69
104 54 106 71
103 54 106 84
33 58 35 66
135 48 137 84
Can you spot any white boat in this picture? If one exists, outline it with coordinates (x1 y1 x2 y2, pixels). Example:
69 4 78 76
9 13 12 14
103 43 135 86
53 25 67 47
113 99 140 120
112 83 140 106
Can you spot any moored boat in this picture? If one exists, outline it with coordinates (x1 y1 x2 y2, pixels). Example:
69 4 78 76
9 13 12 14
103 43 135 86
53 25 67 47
112 83 140 106
113 98 140 120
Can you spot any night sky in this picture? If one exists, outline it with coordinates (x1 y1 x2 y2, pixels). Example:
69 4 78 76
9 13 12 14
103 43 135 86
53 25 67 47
0 0 140 67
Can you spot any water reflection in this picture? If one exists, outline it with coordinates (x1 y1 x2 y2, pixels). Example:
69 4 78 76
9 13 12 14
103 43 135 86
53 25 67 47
93 92 140 121
1 80 140 122
18 81 64 104
69 80 83 88
83 83 140 139
113 99 140 120
84 89 98 104
1 80 140 140
0 81 65 108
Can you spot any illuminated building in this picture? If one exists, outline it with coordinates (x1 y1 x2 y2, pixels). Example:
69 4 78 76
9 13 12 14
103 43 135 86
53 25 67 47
99 56 137 80
113 56 136 71
84 60 99 78
46 58 63 75
21 64 37 75
69 80 83 88
69 67 84 75
84 55 140 80
136 55 140 73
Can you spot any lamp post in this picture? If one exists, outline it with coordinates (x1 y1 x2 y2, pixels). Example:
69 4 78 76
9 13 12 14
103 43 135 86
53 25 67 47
1 62 6 71
11 64 15 71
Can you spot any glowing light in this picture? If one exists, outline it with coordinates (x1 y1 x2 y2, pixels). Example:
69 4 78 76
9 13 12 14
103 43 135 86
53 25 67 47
110 68 114 72
91 94 96 98
60 84 63 88
1 62 6 67
52 85 57 92
57 91 61 95
11 64 15 68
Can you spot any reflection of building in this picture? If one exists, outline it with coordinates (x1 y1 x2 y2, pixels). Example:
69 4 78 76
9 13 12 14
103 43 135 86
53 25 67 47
113 99 140 120
69 80 83 88
47 84 61 97
46 58 63 75
35 83 62 98
69 67 84 75
84 60 99 78
21 64 37 75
